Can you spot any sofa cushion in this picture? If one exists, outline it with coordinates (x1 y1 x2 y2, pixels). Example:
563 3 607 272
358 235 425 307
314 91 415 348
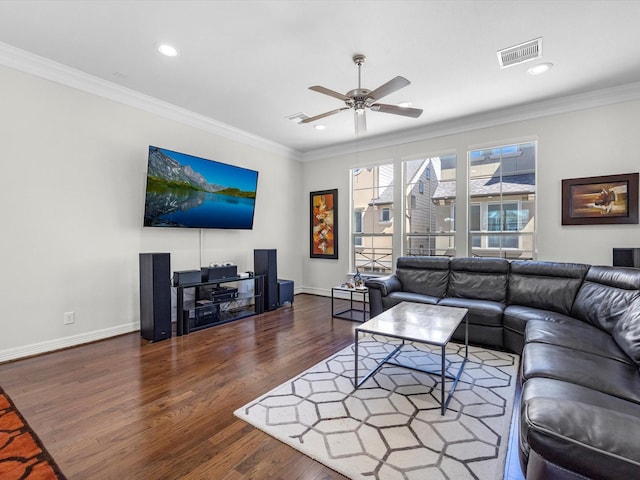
508 260 589 315
521 343 640 403
522 382 640 480
382 291 440 311
612 297 640 367
525 318 631 364
447 257 509 303
571 265 640 333
519 378 640 468
438 297 504 327
395 256 450 298
503 305 577 337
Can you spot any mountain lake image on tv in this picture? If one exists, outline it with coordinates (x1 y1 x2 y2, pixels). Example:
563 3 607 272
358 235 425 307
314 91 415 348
143 146 259 229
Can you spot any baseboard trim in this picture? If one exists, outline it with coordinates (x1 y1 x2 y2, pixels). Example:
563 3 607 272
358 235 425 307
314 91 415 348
300 287 331 297
2 289 333 362
0 323 139 363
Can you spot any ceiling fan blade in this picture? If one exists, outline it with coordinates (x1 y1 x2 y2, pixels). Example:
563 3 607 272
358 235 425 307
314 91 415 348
300 107 350 124
366 76 411 102
355 110 367 136
370 103 423 118
309 85 350 101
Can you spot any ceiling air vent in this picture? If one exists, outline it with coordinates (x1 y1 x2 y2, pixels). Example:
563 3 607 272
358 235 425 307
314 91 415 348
286 112 309 124
497 37 542 69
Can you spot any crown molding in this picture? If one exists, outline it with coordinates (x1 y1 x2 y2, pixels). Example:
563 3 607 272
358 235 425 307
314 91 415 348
301 81 640 162
4 41 639 164
0 42 301 161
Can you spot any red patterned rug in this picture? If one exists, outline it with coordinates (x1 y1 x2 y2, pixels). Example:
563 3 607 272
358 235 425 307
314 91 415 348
0 388 66 480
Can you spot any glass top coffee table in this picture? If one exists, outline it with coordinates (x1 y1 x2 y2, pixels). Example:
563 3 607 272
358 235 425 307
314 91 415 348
354 302 469 415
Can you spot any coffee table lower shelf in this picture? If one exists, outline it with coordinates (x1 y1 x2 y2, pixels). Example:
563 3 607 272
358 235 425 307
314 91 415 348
353 302 469 415
354 340 467 415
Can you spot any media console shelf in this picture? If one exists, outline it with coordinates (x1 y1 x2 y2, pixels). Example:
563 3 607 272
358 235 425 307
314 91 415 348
176 275 264 335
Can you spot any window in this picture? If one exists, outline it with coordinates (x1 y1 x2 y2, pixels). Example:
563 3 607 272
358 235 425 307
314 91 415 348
468 142 536 259
488 202 519 248
470 204 481 247
403 154 457 257
351 163 394 274
353 210 364 246
380 207 392 222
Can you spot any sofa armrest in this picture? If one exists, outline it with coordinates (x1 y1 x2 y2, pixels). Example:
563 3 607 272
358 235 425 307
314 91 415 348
365 275 401 297
523 396 640 479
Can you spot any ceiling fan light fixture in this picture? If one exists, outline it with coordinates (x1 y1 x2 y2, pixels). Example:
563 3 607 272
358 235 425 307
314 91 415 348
303 54 423 134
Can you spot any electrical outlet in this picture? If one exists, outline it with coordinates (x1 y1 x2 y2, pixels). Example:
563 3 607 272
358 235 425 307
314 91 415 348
63 311 75 325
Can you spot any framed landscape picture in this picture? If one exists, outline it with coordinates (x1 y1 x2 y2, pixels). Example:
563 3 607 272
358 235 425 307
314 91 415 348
310 189 338 259
562 172 639 225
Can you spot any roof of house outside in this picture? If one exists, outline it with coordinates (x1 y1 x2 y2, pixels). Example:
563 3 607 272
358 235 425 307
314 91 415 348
432 173 535 200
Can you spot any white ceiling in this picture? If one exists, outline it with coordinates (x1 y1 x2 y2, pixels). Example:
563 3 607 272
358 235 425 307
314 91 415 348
1 1 640 155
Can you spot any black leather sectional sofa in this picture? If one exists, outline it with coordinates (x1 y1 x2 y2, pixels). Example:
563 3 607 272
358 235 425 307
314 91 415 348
365 256 640 480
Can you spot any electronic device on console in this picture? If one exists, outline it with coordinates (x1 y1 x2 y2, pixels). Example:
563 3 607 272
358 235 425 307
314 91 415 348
201 263 238 281
207 286 238 303
173 270 201 286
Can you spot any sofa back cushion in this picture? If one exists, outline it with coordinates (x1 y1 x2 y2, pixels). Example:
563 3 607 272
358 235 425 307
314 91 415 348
572 266 640 333
395 256 450 298
612 297 640 367
508 261 589 314
447 257 509 303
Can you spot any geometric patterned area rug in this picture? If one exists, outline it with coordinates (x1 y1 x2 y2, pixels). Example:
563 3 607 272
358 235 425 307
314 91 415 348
235 336 519 480
0 387 67 480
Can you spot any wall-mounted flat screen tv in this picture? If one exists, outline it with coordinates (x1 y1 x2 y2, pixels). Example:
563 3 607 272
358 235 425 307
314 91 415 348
143 146 259 229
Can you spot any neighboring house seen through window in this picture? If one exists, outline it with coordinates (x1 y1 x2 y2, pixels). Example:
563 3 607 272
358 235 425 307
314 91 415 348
351 164 394 274
404 154 457 257
468 142 536 259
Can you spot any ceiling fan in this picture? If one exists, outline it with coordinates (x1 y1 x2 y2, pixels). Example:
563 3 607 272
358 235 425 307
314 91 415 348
302 54 423 135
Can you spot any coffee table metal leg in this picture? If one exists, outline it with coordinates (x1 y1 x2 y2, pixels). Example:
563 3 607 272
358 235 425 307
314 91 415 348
354 334 403 388
441 345 446 415
465 314 469 360
439 315 469 415
354 329 359 387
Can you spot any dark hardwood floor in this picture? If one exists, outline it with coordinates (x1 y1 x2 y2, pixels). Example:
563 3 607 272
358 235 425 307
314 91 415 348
0 294 524 479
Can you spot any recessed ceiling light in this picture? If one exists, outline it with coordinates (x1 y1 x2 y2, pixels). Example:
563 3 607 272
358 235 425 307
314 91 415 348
314 124 327 130
157 44 179 57
527 62 553 76
398 101 412 108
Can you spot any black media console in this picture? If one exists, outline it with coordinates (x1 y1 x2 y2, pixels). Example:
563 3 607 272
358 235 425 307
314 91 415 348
175 275 264 335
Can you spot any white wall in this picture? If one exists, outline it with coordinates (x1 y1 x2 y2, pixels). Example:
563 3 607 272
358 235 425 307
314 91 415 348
3 58 639 361
302 100 640 294
0 65 302 361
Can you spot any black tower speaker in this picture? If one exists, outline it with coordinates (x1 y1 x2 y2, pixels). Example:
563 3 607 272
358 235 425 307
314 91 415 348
613 248 640 268
254 249 278 311
139 253 171 341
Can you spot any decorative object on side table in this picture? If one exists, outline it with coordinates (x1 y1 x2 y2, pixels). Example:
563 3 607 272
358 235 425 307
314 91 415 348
353 267 363 287
310 189 338 259
562 172 639 225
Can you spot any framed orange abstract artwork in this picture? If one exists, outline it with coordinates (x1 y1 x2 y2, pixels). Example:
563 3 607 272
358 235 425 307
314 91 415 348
310 189 338 259
562 173 639 225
